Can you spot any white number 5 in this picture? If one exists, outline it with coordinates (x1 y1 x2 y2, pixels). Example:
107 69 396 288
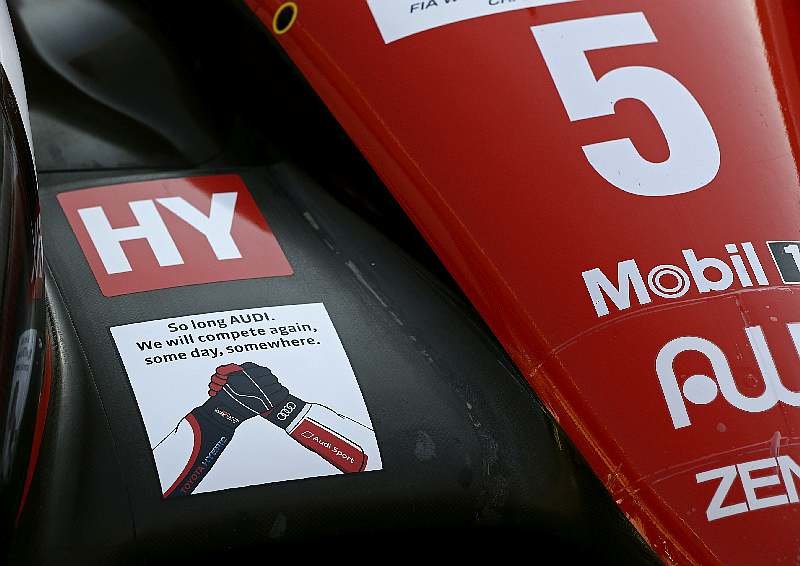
532 12 720 197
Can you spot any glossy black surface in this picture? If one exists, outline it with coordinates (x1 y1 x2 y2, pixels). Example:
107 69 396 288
18 166 654 564
0 60 46 536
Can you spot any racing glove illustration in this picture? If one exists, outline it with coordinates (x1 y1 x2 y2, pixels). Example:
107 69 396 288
155 363 288 498
209 362 375 474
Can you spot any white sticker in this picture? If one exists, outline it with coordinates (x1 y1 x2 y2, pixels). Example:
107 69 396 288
111 303 382 498
1 329 38 479
366 0 575 43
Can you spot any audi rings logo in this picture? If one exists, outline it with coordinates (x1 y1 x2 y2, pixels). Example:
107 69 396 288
277 401 297 421
647 264 691 299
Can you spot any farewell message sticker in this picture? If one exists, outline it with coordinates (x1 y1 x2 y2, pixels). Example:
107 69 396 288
111 303 381 498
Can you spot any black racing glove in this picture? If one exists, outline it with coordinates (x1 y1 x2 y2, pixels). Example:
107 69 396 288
208 362 291 417
164 363 289 498
208 362 306 426
208 362 369 473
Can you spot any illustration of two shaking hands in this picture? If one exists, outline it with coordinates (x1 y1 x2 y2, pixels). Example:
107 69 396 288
155 362 378 498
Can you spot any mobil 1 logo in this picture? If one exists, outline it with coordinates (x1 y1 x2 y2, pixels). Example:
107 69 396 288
767 241 800 284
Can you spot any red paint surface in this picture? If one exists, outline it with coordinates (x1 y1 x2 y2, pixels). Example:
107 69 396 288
58 175 292 296
246 0 800 562
291 418 367 473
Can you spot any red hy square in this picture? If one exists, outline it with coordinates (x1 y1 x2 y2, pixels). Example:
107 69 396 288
57 175 293 296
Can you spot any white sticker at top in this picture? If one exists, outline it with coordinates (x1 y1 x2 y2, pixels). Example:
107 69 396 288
366 0 576 43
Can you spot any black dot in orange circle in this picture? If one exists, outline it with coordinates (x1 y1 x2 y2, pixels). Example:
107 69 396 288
273 2 298 35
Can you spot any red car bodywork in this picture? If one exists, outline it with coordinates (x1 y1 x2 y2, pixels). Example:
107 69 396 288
246 1 800 563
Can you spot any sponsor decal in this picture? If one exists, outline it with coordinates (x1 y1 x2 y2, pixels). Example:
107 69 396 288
767 241 800 284
57 175 293 296
365 0 575 43
200 436 229 469
583 242 771 317
655 321 800 429
697 455 800 521
276 401 297 422
213 408 240 425
1 330 39 479
291 418 367 474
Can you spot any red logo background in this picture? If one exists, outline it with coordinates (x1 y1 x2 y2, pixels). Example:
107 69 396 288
57 175 293 296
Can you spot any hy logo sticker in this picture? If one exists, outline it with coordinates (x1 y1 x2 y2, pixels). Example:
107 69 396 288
57 175 292 296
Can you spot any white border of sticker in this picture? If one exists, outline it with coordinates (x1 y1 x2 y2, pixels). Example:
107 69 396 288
366 0 576 43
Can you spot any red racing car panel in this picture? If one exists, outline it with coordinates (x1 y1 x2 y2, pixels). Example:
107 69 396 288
247 0 800 563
